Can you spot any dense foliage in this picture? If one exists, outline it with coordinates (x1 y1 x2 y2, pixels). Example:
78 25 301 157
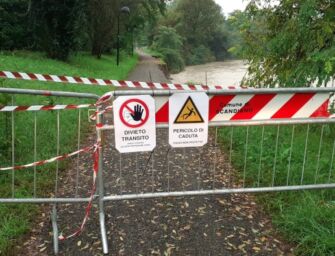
149 0 234 72
0 0 166 61
0 0 240 70
152 26 184 72
237 0 335 87
0 1 33 50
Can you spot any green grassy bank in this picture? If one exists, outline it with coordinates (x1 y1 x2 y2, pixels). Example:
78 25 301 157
0 51 138 253
219 124 335 255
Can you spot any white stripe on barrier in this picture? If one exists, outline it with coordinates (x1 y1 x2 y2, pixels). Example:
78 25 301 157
50 75 62 83
293 94 328 118
20 72 31 80
66 76 76 84
252 94 293 120
212 94 254 121
36 74 47 81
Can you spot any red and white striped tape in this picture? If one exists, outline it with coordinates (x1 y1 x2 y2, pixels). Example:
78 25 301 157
0 70 229 90
154 92 331 123
0 104 92 112
59 142 101 241
0 142 100 240
0 145 93 171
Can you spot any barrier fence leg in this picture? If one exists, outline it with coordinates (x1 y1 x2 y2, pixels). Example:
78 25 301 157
97 110 109 254
51 205 59 254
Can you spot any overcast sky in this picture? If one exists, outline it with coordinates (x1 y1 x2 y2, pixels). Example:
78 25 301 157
214 0 248 16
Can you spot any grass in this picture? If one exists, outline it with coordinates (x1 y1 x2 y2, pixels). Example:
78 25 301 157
218 123 335 255
0 50 138 253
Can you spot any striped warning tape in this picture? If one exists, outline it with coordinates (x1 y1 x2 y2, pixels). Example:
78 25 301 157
0 104 92 112
0 70 229 90
0 145 93 171
59 142 101 241
0 142 100 240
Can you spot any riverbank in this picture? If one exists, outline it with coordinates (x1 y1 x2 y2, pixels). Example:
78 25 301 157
171 60 247 87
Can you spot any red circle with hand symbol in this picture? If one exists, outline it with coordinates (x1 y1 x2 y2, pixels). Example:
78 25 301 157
119 99 149 128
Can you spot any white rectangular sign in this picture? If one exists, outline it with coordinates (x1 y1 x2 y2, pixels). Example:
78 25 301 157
113 95 156 153
169 92 209 148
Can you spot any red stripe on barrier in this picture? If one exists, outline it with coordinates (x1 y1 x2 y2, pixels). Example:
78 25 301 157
104 80 112 85
44 74 52 81
161 83 169 89
231 94 276 120
272 93 315 119
209 95 235 120
148 82 155 89
28 73 37 80
59 76 68 82
156 102 169 123
74 77 83 83
89 78 98 84
12 72 22 79
118 80 128 87
310 99 330 118
0 71 5 77
133 81 141 88
15 106 30 111
41 105 55 110
175 84 183 90
189 84 197 90
65 105 78 109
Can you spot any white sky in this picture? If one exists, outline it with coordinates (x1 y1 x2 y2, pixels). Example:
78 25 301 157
214 0 248 16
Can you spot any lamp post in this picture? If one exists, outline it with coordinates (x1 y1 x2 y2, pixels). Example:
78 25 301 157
117 6 130 66
130 25 137 56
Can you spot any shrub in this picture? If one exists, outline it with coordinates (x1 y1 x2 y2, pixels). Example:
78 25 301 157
152 26 185 73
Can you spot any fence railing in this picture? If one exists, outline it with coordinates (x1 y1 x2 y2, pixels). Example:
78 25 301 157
0 86 334 254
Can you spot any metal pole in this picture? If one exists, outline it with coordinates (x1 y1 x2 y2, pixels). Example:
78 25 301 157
131 27 134 56
97 107 108 254
117 14 120 66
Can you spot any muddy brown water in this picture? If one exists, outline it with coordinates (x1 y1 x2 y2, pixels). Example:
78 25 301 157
171 60 335 89
171 60 247 87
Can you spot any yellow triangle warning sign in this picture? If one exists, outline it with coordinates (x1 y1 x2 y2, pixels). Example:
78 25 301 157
174 96 204 123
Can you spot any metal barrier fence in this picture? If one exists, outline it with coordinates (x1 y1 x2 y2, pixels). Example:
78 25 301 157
0 88 100 254
0 87 334 254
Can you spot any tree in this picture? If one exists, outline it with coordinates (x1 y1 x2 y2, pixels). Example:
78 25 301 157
239 0 335 87
0 0 33 51
152 26 184 72
88 0 167 58
30 0 87 61
88 0 119 59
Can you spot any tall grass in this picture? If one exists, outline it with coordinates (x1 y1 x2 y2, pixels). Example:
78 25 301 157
218 123 335 255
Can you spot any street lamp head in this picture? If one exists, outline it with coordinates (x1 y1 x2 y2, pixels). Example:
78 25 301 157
120 6 130 14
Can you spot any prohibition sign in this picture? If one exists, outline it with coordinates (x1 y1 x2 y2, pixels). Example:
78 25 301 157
119 99 149 128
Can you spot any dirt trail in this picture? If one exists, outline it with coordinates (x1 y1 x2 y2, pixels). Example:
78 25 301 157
20 53 293 255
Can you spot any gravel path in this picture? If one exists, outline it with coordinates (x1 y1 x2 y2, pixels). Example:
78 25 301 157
19 53 293 255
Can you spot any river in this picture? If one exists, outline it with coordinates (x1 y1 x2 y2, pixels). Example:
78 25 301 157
171 60 334 89
171 60 247 88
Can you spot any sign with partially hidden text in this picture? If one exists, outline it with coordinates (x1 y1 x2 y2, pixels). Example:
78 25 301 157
169 92 209 148
113 95 156 153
